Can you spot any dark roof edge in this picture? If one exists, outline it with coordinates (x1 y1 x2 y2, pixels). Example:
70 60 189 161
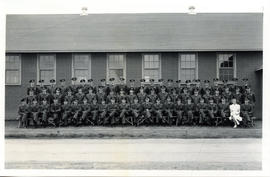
6 48 263 53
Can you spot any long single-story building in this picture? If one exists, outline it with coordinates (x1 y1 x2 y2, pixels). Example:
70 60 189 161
5 13 263 120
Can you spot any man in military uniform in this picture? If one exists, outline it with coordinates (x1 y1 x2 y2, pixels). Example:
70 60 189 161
206 98 218 126
148 88 158 104
106 90 117 104
37 79 47 95
241 98 254 127
80 97 91 125
57 79 68 95
87 79 96 94
244 87 256 106
137 86 146 103
152 98 163 124
50 98 62 127
200 80 210 95
175 80 182 94
69 77 78 94
98 99 108 125
197 98 208 125
27 79 38 95
75 88 85 104
170 88 179 103
163 96 174 125
140 96 153 125
158 86 168 104
145 79 157 94
38 87 50 104
107 78 116 95
174 98 185 126
130 97 141 126
119 98 131 125
90 98 99 125
61 99 72 126
29 99 40 127
53 88 63 104
166 79 174 94
65 89 74 105
48 79 57 95
180 87 189 104
71 99 81 126
128 79 136 94
191 89 201 106
217 97 230 125
222 87 233 104
203 88 212 104
183 97 195 125
107 97 119 125
39 98 50 126
117 88 127 103
78 79 88 94
233 86 243 104
127 88 137 104
86 87 97 104
212 89 221 104
17 98 29 128
26 90 37 105
96 86 106 104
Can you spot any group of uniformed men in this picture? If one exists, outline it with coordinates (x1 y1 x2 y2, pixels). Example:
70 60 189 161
17 77 256 128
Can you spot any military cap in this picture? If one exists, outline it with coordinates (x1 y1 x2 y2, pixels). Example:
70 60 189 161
176 80 181 83
121 97 127 100
73 99 78 102
246 86 251 90
134 96 139 100
33 98 38 102
130 79 135 82
139 86 145 89
63 99 68 102
55 88 61 92
80 79 86 83
160 85 166 89
83 97 88 101
150 79 155 82
109 78 115 81
67 89 72 92
213 78 219 81
221 97 226 100
242 78 249 82
129 88 134 92
185 80 191 83
223 80 228 83
167 79 173 82
50 79 56 83
98 85 104 89
71 77 77 81
181 83 187 87
60 79 65 82
166 96 172 100
92 97 98 101
209 97 214 101
88 79 93 82
194 88 199 92
232 78 238 81
144 96 150 100
140 79 146 82
158 79 164 82
100 79 106 82
199 97 205 101
42 98 47 101
192 79 197 82
156 97 161 101
39 79 44 83
120 77 125 81
176 97 182 101
53 97 58 100
204 80 210 83
196 79 201 82
187 97 192 100
29 79 35 83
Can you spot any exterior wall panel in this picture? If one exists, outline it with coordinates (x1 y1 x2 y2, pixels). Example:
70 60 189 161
126 53 142 87
56 53 72 85
161 53 178 82
91 53 107 85
198 52 217 82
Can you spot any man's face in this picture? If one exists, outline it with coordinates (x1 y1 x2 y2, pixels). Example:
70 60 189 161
89 89 93 94
64 101 68 105
83 100 87 104
56 91 60 95
78 89 82 94
102 101 105 105
157 100 160 104
134 99 138 104
246 88 251 93
200 99 204 104
74 101 78 105
111 99 115 104
68 91 72 96
232 99 236 104
29 91 34 96
54 99 58 104
177 100 181 104
42 90 46 94
194 91 198 95
93 100 97 104
61 82 65 86
140 89 144 93
215 91 219 95
122 99 126 104
209 100 213 104
33 100 37 105
145 98 149 102
151 90 155 95
221 99 225 104
30 82 34 87
187 99 191 104
205 83 209 88
245 100 249 104
22 101 26 106
42 100 47 105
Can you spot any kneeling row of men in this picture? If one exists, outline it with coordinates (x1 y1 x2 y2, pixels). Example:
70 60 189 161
18 92 254 128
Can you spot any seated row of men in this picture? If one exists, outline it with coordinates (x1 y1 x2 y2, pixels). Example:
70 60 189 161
18 85 254 128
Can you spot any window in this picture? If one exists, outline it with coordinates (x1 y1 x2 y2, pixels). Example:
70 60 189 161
5 54 21 85
179 54 197 82
37 54 56 85
142 54 161 82
107 54 126 84
73 54 91 84
217 53 236 81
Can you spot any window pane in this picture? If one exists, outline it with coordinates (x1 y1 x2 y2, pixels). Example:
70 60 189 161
40 70 54 84
74 55 89 69
39 55 55 69
144 69 159 81
6 55 20 69
108 55 124 68
6 70 19 84
218 54 234 68
180 69 195 81
74 69 88 82
109 69 123 84
144 55 160 69
180 54 196 69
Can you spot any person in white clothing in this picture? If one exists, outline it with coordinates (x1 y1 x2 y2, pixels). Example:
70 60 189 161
229 97 242 128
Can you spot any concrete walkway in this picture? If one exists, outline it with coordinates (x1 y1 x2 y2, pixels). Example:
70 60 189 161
5 138 261 170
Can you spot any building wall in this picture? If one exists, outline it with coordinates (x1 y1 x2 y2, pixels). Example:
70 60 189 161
5 51 263 120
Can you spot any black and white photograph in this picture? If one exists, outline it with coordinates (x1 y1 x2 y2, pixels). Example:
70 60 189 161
0 0 269 176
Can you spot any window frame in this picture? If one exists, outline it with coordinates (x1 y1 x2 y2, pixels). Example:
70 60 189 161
141 53 162 83
106 53 127 84
5 54 22 85
216 53 237 80
72 53 92 84
37 54 56 85
178 53 198 81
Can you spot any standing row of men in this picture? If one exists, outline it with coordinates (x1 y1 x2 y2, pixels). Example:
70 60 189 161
17 77 255 128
